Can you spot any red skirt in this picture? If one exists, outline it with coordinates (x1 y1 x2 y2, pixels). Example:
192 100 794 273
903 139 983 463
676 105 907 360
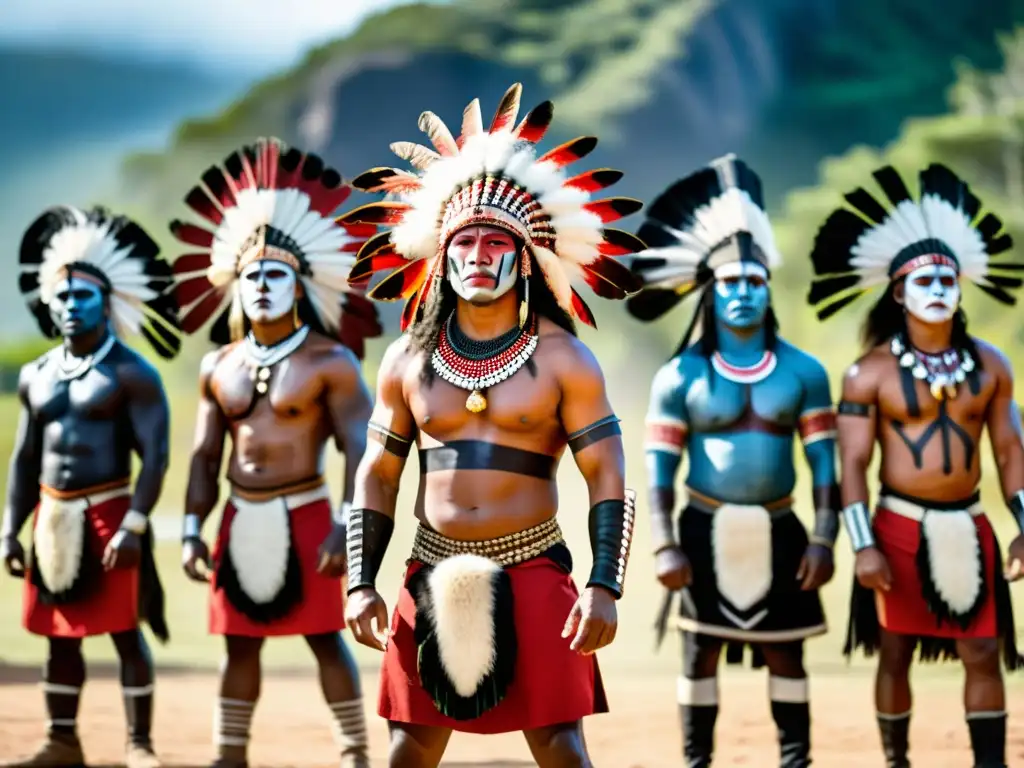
23 491 139 638
378 556 608 734
874 505 998 638
209 496 345 637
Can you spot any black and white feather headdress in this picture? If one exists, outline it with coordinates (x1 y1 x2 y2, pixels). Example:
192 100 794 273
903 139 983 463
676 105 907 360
627 155 781 343
19 205 181 359
808 163 1022 320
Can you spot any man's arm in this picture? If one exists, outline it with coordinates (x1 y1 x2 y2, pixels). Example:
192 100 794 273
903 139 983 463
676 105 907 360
183 352 228 540
797 359 840 549
557 338 632 600
119 360 171 536
836 357 880 553
983 348 1024 538
346 338 416 596
1 366 44 543
644 360 688 555
323 345 374 517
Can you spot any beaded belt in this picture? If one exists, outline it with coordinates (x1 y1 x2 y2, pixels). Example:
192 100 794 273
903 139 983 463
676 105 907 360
410 516 565 567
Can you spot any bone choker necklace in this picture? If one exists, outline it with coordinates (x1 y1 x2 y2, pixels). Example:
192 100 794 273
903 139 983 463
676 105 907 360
432 311 538 413
245 324 309 395
57 333 116 381
890 334 974 400
711 350 777 384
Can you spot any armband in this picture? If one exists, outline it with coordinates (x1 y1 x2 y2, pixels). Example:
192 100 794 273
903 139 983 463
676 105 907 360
567 415 621 455
182 514 202 541
810 485 840 547
346 508 395 595
837 400 873 417
332 501 352 527
586 490 637 599
649 487 677 554
841 502 875 553
119 510 148 535
645 417 687 456
798 407 837 446
1008 490 1024 535
367 422 412 458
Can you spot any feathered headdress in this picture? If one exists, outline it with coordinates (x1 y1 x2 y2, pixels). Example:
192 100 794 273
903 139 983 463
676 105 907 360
169 137 382 356
626 155 781 344
808 163 1022 319
337 82 646 330
19 205 181 359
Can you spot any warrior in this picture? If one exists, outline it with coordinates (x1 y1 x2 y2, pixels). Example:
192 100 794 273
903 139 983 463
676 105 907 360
0 205 181 768
628 156 839 768
336 83 643 767
807 163 1024 768
169 138 381 768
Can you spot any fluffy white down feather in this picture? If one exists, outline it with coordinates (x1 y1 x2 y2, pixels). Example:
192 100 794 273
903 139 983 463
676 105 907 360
426 554 502 698
227 496 291 604
33 496 87 594
921 511 982 614
711 504 773 612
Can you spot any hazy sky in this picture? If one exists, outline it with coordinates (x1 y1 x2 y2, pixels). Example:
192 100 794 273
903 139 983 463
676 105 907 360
0 0 442 72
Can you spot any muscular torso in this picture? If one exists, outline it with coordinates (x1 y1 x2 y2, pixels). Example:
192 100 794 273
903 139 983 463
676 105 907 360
401 319 572 540
209 336 338 490
25 343 138 491
870 349 993 501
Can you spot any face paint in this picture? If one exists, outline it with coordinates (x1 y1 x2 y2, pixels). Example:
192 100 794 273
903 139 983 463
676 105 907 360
445 225 519 304
902 264 960 324
712 262 770 331
238 260 298 323
49 275 106 338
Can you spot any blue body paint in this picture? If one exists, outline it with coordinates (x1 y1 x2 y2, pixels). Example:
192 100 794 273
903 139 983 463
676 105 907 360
49 276 106 338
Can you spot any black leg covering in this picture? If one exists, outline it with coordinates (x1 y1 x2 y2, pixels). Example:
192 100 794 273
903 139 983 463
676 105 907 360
771 700 810 768
876 712 910 768
681 703 717 768
967 712 1007 768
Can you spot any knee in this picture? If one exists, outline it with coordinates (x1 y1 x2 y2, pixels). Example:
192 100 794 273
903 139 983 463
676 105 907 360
224 636 263 666
388 726 444 768
761 642 806 679
959 639 1001 674
529 725 589 767
878 636 914 677
305 632 344 664
111 629 149 659
683 636 722 679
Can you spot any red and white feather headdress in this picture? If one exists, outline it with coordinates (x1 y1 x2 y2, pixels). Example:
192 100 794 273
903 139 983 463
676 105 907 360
168 137 382 355
338 83 645 330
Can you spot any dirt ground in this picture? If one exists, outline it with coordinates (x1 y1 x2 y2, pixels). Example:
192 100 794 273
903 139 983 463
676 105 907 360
1 666 1023 767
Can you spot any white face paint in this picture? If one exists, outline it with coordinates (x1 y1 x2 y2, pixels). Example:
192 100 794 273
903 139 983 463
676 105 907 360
238 260 297 323
445 225 519 304
902 264 960 324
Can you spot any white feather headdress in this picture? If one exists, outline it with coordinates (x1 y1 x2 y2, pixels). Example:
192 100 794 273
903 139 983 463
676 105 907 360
338 83 645 330
19 205 181 358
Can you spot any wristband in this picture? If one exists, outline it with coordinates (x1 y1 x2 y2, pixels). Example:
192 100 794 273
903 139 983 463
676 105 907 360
1008 490 1024 534
841 502 875 553
811 485 840 547
120 510 148 535
332 501 352 527
346 508 394 595
182 514 202 541
586 490 637 600
649 487 677 554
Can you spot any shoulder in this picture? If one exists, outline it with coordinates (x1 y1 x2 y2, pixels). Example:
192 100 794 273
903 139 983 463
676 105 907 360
304 330 362 376
972 337 1012 377
17 350 52 400
651 354 689 394
539 324 603 381
775 340 830 386
840 342 890 399
378 334 421 392
109 342 166 396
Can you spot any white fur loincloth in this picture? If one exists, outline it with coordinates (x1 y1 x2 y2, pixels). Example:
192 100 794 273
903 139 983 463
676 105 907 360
423 554 502 698
33 494 89 594
921 510 982 614
711 503 773 622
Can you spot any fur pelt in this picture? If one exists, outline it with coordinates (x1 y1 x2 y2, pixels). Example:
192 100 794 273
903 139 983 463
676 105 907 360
712 504 773 616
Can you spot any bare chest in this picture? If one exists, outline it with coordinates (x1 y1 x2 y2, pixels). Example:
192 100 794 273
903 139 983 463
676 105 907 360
878 370 992 427
686 366 803 434
211 351 323 421
29 364 122 423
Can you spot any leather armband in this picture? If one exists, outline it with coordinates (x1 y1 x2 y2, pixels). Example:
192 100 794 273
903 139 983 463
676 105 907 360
586 490 637 599
567 415 621 455
810 485 840 548
346 508 394 595
368 422 412 458
1008 491 1024 535
837 400 873 417
841 501 875 553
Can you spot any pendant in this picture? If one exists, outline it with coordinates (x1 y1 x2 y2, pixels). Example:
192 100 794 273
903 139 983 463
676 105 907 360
466 389 487 413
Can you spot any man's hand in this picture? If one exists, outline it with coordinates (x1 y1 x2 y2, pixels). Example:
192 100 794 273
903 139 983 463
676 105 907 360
182 538 212 583
1 536 26 578
1005 534 1024 582
854 546 892 591
103 530 141 571
345 587 390 652
562 585 618 655
317 524 347 578
797 544 835 591
655 546 692 591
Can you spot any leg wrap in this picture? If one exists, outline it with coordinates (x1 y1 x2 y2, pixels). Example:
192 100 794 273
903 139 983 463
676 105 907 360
677 675 718 768
966 710 1007 768
122 683 155 747
328 698 368 755
42 682 81 737
214 698 255 753
876 711 910 768
769 676 810 768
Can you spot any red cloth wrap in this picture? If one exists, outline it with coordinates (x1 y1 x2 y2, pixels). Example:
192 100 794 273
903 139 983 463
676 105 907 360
378 557 608 734
874 505 998 638
23 493 138 638
209 496 345 637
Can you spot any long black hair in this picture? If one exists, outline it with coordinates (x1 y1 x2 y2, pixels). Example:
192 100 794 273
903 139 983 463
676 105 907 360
409 249 576 380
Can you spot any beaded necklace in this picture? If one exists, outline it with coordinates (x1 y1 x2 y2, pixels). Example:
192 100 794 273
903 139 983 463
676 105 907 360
890 334 975 400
